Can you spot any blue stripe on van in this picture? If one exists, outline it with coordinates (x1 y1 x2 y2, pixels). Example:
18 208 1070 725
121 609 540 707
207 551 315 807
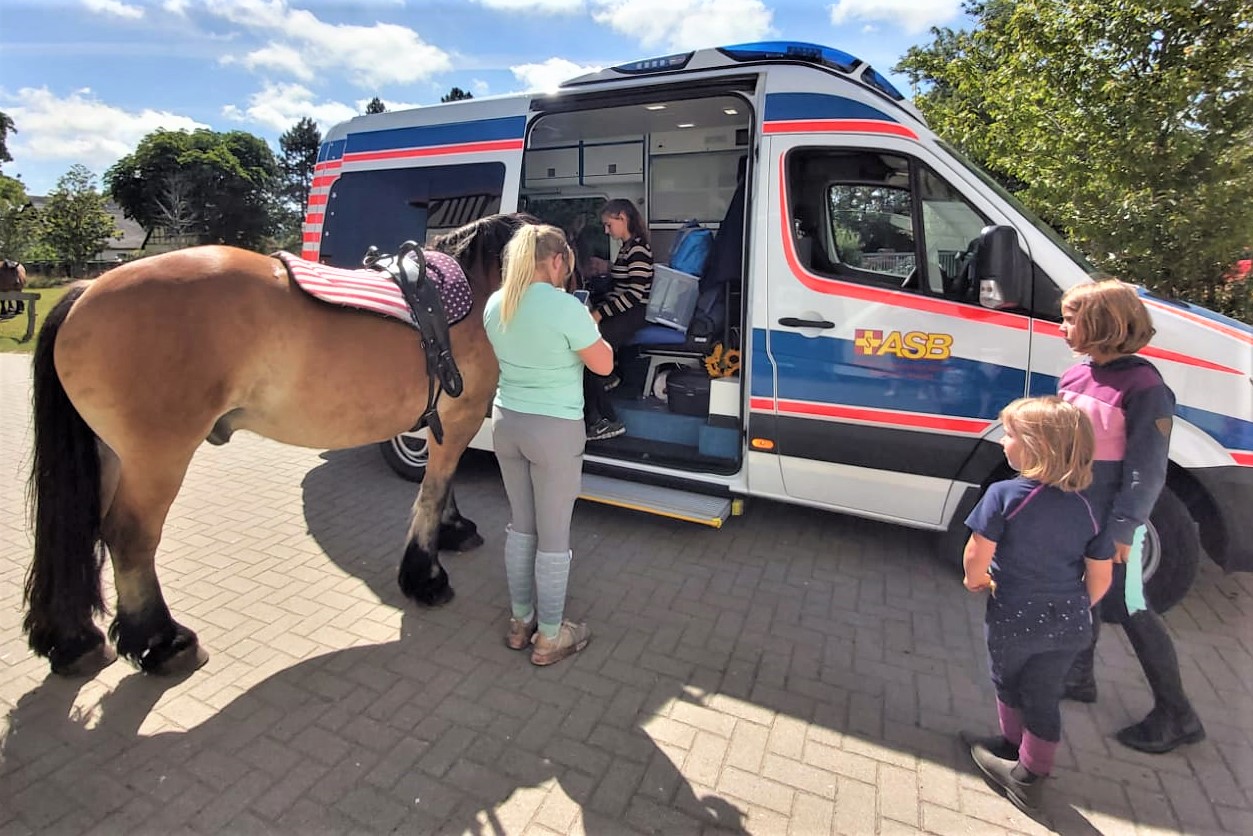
764 92 899 124
752 329 1024 420
344 116 526 154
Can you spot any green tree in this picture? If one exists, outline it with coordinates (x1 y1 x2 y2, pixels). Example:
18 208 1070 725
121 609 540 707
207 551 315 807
365 97 387 114
42 165 119 276
0 111 15 170
0 174 42 260
440 87 474 103
106 128 279 250
274 117 322 248
896 0 1253 321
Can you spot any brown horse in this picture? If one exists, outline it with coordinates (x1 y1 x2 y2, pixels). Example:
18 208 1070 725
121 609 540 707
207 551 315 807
0 259 26 315
24 213 531 677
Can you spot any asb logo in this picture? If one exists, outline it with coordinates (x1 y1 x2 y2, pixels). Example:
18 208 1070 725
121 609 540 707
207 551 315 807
854 329 953 360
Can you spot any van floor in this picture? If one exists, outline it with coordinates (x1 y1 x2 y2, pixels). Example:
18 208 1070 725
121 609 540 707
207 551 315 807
587 394 739 474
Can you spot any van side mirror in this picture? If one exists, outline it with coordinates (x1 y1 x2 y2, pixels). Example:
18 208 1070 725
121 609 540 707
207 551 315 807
975 225 1030 309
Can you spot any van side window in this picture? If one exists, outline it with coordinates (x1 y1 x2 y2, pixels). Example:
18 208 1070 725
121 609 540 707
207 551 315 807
787 149 990 303
320 162 505 268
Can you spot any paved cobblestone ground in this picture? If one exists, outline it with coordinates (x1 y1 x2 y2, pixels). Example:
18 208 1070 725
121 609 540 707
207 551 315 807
2 352 1251 835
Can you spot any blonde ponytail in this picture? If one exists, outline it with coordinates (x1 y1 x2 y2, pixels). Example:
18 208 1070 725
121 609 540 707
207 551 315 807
498 224 573 328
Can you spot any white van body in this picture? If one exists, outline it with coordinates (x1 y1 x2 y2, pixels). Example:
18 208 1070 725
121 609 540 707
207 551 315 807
307 42 1253 607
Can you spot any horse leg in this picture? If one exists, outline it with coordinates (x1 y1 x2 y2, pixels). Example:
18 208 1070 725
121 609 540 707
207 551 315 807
103 454 208 675
397 382 491 605
437 486 484 552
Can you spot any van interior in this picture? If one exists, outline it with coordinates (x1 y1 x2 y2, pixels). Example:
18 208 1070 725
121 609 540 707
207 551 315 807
519 94 752 476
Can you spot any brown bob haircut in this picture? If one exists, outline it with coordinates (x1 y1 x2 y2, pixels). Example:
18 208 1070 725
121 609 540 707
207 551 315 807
1061 280 1156 356
1000 396 1094 492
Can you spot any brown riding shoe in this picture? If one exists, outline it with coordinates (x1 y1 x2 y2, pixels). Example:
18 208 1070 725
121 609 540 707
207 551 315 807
506 616 537 651
530 620 591 666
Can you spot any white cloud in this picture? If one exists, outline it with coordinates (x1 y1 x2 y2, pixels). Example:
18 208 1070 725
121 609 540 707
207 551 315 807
162 0 190 13
590 0 774 52
472 0 584 12
471 79 491 96
829 0 963 35
510 58 602 92
2 87 206 172
208 0 451 88
221 81 357 133
83 0 145 19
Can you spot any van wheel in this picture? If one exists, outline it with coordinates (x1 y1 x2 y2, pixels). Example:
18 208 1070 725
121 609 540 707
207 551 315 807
379 430 429 483
1141 485 1200 614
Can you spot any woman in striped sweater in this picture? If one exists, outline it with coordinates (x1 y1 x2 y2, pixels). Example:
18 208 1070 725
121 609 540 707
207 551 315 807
584 199 653 441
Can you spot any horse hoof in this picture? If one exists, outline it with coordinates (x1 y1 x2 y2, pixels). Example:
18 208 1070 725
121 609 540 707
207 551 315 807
51 643 118 678
438 522 483 553
147 644 210 677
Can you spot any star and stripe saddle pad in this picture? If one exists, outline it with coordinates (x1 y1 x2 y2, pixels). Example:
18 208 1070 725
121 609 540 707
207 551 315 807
275 249 473 327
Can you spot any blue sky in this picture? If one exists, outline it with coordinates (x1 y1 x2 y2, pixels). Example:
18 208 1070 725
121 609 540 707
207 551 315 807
0 0 969 196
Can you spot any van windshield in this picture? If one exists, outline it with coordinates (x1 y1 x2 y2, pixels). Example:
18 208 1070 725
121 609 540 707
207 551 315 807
938 140 1105 278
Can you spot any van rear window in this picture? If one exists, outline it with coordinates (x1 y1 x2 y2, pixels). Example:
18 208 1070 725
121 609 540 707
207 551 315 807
319 162 506 268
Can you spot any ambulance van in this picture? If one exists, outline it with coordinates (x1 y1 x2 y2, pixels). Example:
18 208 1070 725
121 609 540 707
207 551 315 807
304 41 1252 611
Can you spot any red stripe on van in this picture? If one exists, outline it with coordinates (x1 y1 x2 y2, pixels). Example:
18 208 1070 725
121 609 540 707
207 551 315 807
775 158 1028 329
1028 320 1242 375
751 396 992 435
1143 298 1253 348
1231 451 1253 467
307 192 328 207
344 138 524 164
302 232 320 243
764 119 919 140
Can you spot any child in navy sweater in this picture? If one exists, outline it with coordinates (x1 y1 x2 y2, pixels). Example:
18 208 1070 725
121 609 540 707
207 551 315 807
1058 280 1205 753
962 396 1113 812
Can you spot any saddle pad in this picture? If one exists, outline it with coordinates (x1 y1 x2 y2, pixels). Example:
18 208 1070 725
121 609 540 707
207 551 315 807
277 250 473 327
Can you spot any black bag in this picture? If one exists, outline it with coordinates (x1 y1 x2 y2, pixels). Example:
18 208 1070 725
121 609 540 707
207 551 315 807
666 367 711 416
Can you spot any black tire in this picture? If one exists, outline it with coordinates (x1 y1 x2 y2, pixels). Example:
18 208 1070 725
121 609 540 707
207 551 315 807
1141 484 1200 614
379 430 429 482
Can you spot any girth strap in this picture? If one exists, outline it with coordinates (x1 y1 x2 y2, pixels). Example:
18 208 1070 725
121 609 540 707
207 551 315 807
363 241 465 444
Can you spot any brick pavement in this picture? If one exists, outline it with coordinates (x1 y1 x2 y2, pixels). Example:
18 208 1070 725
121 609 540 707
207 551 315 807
1 351 1251 835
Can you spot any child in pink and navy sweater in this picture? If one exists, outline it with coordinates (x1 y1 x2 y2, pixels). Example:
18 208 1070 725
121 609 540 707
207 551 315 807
1058 281 1205 754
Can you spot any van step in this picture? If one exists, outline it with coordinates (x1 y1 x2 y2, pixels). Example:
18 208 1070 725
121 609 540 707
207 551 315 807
579 473 733 528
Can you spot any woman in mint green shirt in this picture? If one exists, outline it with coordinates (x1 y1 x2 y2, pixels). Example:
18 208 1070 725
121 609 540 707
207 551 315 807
484 224 613 666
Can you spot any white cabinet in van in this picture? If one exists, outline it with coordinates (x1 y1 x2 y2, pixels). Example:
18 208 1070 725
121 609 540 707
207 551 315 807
524 146 580 187
582 141 644 184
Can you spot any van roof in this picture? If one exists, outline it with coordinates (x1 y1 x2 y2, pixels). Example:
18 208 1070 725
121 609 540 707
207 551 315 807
564 41 910 110
322 40 921 145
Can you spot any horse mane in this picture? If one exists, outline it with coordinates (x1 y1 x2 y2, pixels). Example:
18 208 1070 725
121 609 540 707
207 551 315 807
430 212 540 299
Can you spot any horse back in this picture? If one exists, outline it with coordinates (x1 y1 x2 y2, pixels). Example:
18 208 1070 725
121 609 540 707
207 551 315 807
57 246 450 451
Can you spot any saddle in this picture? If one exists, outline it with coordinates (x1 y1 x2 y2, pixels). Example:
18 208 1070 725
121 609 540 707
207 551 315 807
363 242 463 444
276 246 471 444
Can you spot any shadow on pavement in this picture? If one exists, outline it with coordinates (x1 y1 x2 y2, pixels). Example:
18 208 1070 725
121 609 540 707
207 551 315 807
0 443 1207 834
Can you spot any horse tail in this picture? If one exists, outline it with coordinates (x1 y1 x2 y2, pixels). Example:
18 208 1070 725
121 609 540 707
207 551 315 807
24 284 107 658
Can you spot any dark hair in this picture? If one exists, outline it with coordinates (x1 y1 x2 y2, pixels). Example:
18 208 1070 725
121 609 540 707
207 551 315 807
600 198 649 245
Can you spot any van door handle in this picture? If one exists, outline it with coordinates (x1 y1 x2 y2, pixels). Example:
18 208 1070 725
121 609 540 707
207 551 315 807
778 317 835 329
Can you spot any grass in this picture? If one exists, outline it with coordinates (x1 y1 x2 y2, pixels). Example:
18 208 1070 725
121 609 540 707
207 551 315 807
0 285 75 353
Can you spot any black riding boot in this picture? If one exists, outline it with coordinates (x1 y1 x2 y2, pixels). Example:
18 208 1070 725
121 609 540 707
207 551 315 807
1062 616 1099 703
1116 609 1205 754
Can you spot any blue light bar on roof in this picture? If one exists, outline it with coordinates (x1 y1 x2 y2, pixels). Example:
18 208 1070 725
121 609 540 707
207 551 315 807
719 41 861 74
613 51 695 74
861 66 906 101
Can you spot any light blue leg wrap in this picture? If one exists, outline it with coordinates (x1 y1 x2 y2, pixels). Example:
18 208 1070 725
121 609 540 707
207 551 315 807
504 526 537 621
535 549 572 639
1124 525 1148 616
